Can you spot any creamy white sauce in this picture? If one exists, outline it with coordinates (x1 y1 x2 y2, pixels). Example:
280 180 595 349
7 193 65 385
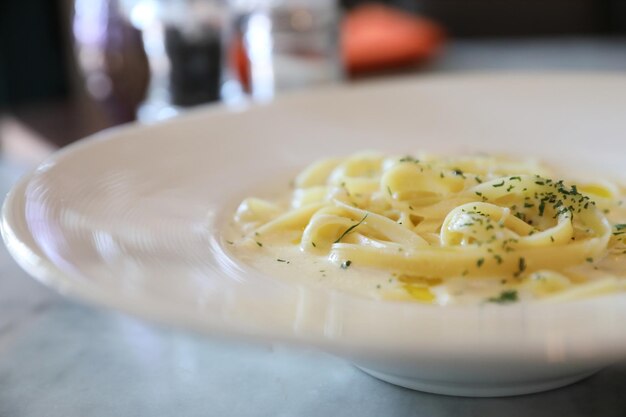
224 226 529 305
224 233 626 305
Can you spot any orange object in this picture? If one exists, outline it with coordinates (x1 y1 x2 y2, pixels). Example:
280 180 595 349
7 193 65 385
230 33 251 92
342 4 445 74
231 4 445 86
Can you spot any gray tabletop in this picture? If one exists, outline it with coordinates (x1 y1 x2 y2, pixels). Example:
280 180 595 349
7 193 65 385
2 39 626 417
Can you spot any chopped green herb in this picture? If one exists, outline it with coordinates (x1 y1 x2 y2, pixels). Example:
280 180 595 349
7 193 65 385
586 257 593 263
387 186 393 196
514 257 526 277
226 240 234 245
509 176 521 181
256 241 263 247
538 200 546 216
276 259 288 263
519 257 526 272
493 180 505 187
477 257 485 267
487 290 518 304
311 242 317 247
334 214 369 243
341 260 352 269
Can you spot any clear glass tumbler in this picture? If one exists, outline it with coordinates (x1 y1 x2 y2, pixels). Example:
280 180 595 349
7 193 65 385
233 0 344 102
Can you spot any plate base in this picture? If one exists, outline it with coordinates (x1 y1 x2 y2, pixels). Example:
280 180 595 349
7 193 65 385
356 365 600 397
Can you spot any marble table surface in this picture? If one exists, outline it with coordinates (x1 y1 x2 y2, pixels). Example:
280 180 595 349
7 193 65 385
3 39 626 416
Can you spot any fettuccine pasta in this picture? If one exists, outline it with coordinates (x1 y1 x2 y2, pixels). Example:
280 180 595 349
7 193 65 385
226 152 626 305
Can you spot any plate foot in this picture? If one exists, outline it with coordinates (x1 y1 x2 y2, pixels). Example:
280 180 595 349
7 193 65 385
356 365 600 397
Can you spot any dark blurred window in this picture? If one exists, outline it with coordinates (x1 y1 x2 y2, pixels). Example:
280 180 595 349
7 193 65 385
0 0 69 108
341 0 626 36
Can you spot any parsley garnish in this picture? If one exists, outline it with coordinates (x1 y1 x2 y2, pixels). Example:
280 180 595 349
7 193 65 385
334 214 368 243
519 257 526 272
487 290 518 304
477 257 485 267
514 257 526 277
493 180 505 187
538 200 546 216
256 241 263 247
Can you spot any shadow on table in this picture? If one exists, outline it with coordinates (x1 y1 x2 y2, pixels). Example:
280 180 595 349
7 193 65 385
379 365 626 417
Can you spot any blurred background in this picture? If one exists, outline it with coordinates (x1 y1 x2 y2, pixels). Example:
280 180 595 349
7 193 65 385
0 0 625 163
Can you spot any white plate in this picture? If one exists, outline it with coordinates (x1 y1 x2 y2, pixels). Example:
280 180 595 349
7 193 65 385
4 73 626 397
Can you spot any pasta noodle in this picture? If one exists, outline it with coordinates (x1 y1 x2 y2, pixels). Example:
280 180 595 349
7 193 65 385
227 152 626 305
